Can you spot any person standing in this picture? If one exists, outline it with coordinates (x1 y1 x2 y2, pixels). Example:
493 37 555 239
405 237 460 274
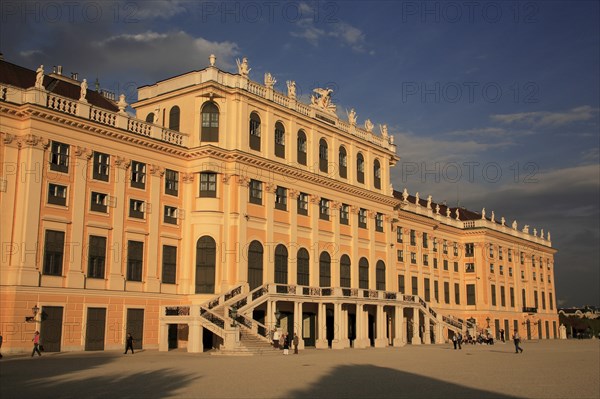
452 333 458 350
272 329 280 349
283 333 290 355
0 332 3 358
293 333 299 354
31 331 42 357
513 330 524 353
124 333 134 354
457 332 463 349
500 329 505 343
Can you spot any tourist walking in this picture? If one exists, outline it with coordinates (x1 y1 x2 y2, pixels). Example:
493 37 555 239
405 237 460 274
457 332 463 349
452 333 458 349
283 334 290 355
273 329 280 349
124 333 134 354
500 328 505 342
513 330 524 353
279 331 285 349
31 331 42 357
293 333 299 354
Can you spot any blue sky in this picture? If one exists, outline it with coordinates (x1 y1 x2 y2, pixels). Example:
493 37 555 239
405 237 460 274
1 0 598 307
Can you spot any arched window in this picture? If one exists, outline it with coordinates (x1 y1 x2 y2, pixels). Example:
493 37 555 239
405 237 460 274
297 248 310 286
319 139 328 173
340 255 351 288
297 130 307 165
200 102 219 142
339 146 347 178
376 260 386 290
357 153 365 183
146 113 155 123
195 236 216 293
274 244 288 284
359 257 369 289
374 159 381 189
319 251 331 287
248 241 264 290
169 106 180 131
274 122 285 158
249 112 261 151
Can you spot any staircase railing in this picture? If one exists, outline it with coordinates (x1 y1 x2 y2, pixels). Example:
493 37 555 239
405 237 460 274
199 306 227 337
201 284 246 310
228 306 271 343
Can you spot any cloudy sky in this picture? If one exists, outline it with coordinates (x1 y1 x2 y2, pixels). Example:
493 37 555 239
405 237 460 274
1 0 598 307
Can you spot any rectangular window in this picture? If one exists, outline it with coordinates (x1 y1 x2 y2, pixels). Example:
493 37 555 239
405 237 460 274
521 270 525 279
490 263 495 274
491 284 497 306
48 183 67 206
275 186 288 211
443 259 448 270
489 245 494 258
444 282 450 304
508 249 513 262
131 161 146 189
465 243 474 257
510 287 515 307
162 245 177 284
443 240 448 254
164 205 178 224
499 265 504 275
454 283 460 305
375 213 384 232
453 242 458 256
398 275 405 294
423 254 429 266
410 252 416 264
340 204 349 225
87 235 106 279
411 276 418 296
453 262 458 273
397 227 403 243
541 291 546 310
533 271 536 281
358 208 367 228
433 239 438 252
422 232 428 248
200 172 217 198
424 278 430 301
297 192 308 216
127 240 144 281
509 267 513 277
520 251 524 264
500 286 506 307
397 250 404 262
534 290 539 309
465 263 475 272
466 284 476 305
499 246 503 260
319 198 330 220
50 141 69 173
90 192 108 213
433 258 438 269
434 280 439 302
249 179 262 205
165 169 179 196
549 293 553 310
43 230 64 276
93 151 109 181
129 199 145 219
410 229 416 246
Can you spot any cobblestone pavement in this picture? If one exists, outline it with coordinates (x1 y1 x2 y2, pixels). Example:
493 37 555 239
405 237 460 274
1 340 598 398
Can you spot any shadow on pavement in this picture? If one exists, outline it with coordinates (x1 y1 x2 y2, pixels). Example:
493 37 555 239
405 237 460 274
0 353 196 399
286 364 522 399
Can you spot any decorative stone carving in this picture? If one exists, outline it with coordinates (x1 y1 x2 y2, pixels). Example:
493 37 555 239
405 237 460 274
512 220 518 230
79 79 88 102
264 183 277 193
426 195 432 209
74 146 92 160
402 188 409 202
501 217 506 226
311 88 336 113
153 107 160 124
364 119 374 132
415 192 420 206
149 164 165 177
331 201 341 210
23 134 43 148
523 225 530 233
182 172 195 183
309 194 321 204
35 65 44 89
114 156 130 169
264 72 276 89
435 204 440 215
236 57 251 77
491 211 495 223
446 208 451 218
286 80 296 99
3 133 14 145
236 175 249 187
288 189 299 199
389 135 394 144
347 108 357 126
455 209 460 220
533 228 537 237
541 229 544 240
209 54 216 66
548 231 551 241
350 205 360 214
221 174 232 184
481 208 486 220
118 94 128 114
379 124 389 140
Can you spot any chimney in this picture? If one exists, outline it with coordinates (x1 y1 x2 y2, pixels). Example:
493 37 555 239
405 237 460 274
71 72 78 81
57 65 63 75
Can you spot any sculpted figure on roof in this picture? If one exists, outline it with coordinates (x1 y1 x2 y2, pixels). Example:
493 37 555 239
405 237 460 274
264 73 276 89
402 188 409 202
35 65 44 89
311 88 336 113
347 108 357 126
380 124 389 140
286 80 296 99
426 195 432 209
364 119 374 132
79 79 88 102
236 57 251 77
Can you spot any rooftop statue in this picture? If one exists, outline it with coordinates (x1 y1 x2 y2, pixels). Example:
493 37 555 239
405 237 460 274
426 195 432 209
455 209 460 220
264 72 276 89
236 57 251 77
79 78 88 102
347 108 357 126
209 54 216 66
541 229 544 239
380 124 389 140
117 94 128 114
501 216 506 226
446 207 451 217
415 192 420 206
402 188 409 202
512 220 518 230
311 87 336 113
364 119 374 132
533 228 537 237
35 65 44 89
435 204 440 215
523 225 530 233
481 208 486 220
286 80 296 99
548 231 551 241
491 211 495 222
389 135 394 144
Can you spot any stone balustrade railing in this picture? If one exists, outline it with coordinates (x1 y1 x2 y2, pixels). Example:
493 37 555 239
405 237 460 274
2 85 188 147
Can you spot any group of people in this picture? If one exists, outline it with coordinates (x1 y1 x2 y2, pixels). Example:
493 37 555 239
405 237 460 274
451 329 524 353
272 330 299 355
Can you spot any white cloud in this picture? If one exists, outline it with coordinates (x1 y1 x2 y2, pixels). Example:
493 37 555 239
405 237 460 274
491 105 599 127
132 0 189 20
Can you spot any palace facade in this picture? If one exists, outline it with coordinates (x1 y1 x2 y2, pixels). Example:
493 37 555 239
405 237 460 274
0 56 558 354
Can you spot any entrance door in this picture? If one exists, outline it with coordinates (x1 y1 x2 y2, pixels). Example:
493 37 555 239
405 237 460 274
302 312 316 347
368 314 375 347
85 308 106 351
168 324 178 349
326 309 334 348
348 313 356 347
40 306 63 352
126 308 144 350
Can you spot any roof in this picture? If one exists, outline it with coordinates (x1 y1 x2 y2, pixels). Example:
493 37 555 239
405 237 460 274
0 59 118 112
393 190 482 221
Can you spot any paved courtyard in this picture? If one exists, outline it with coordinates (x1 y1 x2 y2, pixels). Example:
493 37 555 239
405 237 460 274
1 340 598 398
